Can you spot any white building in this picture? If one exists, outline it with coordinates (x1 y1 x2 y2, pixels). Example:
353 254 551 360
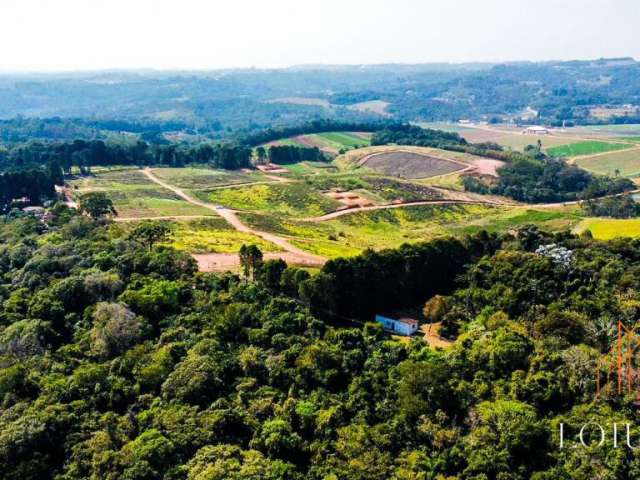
522 126 550 135
375 315 419 336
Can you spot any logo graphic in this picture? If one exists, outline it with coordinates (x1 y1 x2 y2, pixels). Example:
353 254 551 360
596 320 640 401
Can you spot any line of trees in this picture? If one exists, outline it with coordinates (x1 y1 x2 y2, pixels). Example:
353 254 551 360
0 140 252 172
267 145 325 164
239 119 392 147
299 231 501 320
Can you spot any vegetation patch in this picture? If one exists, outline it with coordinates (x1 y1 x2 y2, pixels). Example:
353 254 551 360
576 217 640 240
167 218 280 253
546 140 629 157
576 148 640 177
151 167 262 189
206 183 341 217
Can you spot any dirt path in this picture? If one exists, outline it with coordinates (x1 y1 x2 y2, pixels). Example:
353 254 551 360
420 322 454 348
304 186 640 222
141 168 325 269
304 199 510 222
566 145 640 165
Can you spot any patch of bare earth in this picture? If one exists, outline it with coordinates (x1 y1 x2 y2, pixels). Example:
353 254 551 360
361 151 466 179
420 322 454 348
324 190 375 209
193 252 324 272
467 158 506 176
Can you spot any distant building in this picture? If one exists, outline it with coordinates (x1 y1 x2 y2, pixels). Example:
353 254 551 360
522 126 549 135
375 315 419 336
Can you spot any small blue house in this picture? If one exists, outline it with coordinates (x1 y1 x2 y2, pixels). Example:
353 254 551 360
375 315 419 336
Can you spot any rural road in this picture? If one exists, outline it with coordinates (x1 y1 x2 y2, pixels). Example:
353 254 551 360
141 168 325 269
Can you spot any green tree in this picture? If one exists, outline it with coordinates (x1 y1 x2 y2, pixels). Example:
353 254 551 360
239 244 263 280
79 192 117 220
128 221 172 251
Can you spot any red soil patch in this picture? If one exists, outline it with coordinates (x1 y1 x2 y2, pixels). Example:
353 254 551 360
193 252 325 272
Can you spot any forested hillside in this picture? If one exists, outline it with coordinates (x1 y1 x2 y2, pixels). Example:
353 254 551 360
1 206 640 479
1 59 639 140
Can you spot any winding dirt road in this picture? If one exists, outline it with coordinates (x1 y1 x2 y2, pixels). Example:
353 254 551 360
141 168 325 270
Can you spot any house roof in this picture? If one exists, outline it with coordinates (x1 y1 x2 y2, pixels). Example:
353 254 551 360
398 318 418 326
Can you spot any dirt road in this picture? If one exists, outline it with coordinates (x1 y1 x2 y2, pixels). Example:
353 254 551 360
304 199 510 222
141 168 325 269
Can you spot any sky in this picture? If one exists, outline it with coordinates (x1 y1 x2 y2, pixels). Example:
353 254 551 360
1 0 639 72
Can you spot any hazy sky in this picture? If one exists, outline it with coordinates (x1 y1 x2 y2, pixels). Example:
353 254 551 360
2 0 639 71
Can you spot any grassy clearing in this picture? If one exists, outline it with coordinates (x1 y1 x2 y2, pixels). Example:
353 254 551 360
151 167 263 189
265 131 371 153
575 218 640 240
242 204 583 258
167 218 280 253
500 135 580 152
69 170 215 218
281 161 338 176
205 183 341 217
546 140 630 157
569 124 640 137
575 148 640 177
314 132 371 149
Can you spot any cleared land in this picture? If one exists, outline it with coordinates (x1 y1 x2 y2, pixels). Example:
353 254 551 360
68 140 598 272
546 140 630 157
347 100 391 116
575 148 640 177
266 131 371 154
205 183 341 218
361 151 466 179
166 218 280 254
150 167 263 189
266 97 332 108
69 169 216 218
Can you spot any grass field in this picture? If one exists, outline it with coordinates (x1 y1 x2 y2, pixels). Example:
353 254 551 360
205 182 341 217
265 131 371 154
240 204 583 257
575 148 640 177
575 218 640 240
167 218 280 253
69 170 216 218
150 167 263 189
546 141 630 157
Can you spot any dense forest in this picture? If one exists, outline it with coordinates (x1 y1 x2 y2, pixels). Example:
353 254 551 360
1 206 640 479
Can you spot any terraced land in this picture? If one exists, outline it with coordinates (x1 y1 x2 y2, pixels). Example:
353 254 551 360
360 150 466 178
546 140 630 157
575 148 640 177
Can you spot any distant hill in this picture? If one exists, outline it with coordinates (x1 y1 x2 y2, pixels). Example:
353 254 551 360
0 59 638 136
